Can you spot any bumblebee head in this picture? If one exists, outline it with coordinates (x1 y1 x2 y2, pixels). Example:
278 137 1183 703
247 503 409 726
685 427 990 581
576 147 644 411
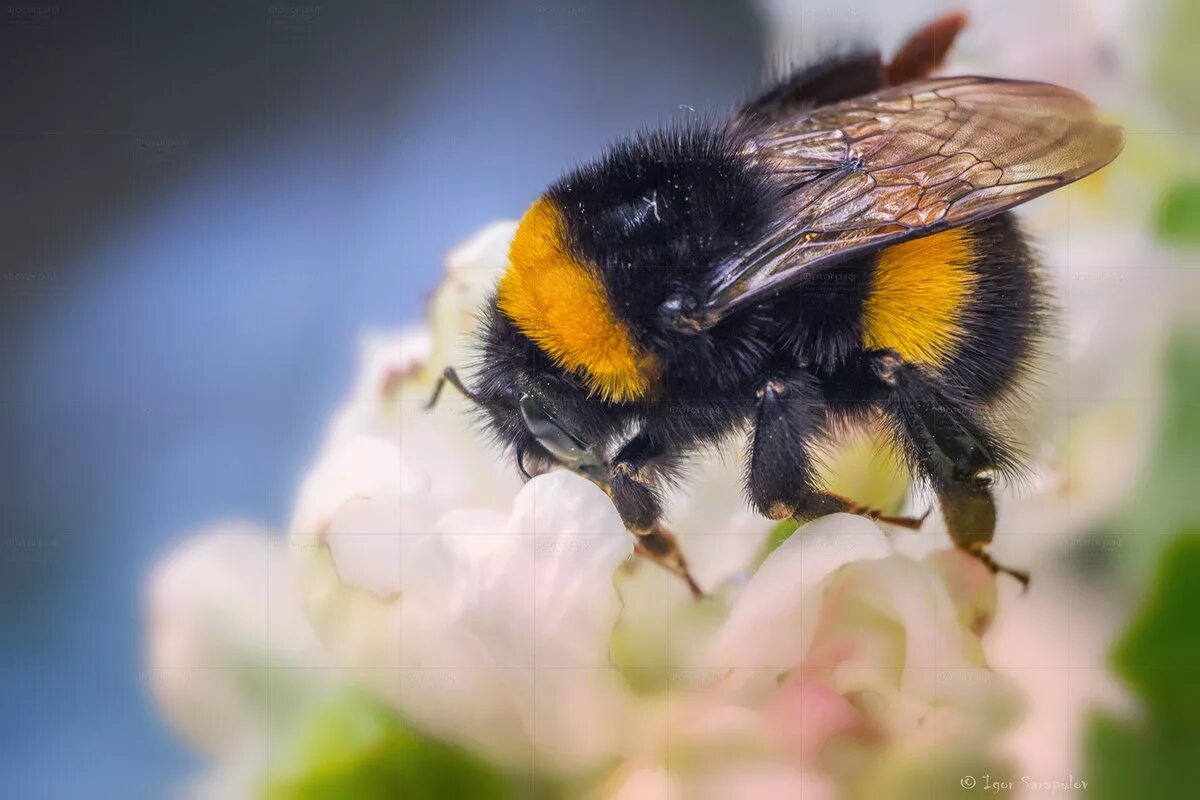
465 302 615 485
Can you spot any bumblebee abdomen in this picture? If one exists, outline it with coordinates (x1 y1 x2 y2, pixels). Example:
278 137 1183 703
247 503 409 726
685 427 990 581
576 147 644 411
864 213 1042 401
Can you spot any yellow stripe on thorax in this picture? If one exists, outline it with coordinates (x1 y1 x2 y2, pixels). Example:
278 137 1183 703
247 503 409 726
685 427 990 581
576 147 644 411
863 227 977 366
497 196 655 402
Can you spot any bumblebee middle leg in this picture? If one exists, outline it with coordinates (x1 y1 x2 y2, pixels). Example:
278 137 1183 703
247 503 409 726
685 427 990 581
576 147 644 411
745 369 925 528
865 351 1030 588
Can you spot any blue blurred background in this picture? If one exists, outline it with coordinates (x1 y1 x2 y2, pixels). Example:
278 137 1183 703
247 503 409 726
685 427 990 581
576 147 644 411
0 1 766 795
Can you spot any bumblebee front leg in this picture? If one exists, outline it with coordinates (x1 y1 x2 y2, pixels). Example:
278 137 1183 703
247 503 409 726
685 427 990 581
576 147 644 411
606 434 704 598
867 351 1031 588
747 369 926 528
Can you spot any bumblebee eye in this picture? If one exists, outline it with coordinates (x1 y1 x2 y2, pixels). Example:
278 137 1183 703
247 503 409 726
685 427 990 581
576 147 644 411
518 393 593 465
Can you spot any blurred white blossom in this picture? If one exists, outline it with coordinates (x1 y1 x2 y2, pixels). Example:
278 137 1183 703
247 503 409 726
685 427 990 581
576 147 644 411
148 202 1161 796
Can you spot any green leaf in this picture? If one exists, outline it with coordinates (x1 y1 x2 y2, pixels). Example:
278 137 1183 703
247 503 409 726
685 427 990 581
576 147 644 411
1110 533 1200 729
1085 330 1200 795
1084 710 1200 800
1109 334 1200 585
1085 532 1200 798
1154 181 1200 246
263 692 522 800
1152 0 1200 132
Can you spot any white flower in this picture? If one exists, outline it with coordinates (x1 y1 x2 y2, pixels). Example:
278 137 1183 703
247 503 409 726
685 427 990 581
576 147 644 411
146 219 1083 797
605 516 1019 798
145 524 326 756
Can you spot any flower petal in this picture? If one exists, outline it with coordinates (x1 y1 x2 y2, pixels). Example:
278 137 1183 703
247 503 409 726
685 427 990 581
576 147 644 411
706 513 891 673
146 525 323 754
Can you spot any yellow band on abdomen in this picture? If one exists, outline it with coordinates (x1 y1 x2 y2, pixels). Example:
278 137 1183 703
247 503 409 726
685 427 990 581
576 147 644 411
863 227 977 367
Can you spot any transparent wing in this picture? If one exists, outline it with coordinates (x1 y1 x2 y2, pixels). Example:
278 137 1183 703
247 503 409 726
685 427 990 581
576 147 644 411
702 77 1124 321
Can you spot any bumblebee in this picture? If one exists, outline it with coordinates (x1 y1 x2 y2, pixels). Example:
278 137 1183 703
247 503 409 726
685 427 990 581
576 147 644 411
428 14 1123 595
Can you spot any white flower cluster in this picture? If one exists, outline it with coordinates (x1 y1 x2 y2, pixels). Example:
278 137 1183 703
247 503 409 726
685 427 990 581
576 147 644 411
283 225 1019 791
147 179 1172 794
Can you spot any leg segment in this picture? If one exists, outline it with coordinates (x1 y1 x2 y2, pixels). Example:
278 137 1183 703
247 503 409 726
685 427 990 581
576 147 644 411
745 365 924 531
606 402 733 533
738 52 886 122
605 427 703 598
738 11 968 124
746 370 833 521
885 11 968 85
868 351 1030 587
745 369 927 529
425 366 484 409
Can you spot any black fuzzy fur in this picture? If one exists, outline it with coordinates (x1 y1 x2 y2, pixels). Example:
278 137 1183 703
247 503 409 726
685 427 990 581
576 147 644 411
745 370 831 518
944 213 1047 404
740 49 885 123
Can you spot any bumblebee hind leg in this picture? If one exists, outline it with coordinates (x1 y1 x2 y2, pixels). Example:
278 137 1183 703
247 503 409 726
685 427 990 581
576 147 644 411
739 11 967 124
868 351 1031 588
885 11 969 85
738 52 885 122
